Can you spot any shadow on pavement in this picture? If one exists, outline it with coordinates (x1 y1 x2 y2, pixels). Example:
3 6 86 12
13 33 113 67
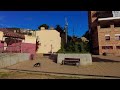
92 57 120 62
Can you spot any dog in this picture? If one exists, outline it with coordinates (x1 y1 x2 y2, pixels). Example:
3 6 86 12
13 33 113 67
33 62 41 67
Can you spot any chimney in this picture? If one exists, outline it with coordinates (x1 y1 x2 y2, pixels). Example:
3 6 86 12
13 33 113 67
41 27 45 30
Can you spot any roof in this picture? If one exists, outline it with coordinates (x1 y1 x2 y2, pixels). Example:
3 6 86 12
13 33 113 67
0 28 25 39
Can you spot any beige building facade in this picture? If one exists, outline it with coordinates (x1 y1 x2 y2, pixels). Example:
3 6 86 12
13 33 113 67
0 31 3 41
35 27 61 54
0 27 61 54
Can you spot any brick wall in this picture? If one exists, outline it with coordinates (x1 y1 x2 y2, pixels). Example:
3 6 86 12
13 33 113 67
98 26 120 55
88 11 120 56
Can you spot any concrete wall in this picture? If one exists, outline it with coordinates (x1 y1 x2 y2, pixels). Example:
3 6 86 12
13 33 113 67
0 53 30 68
57 53 92 66
24 35 36 44
36 29 61 54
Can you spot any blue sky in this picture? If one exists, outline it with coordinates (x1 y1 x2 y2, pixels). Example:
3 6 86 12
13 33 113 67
0 11 88 37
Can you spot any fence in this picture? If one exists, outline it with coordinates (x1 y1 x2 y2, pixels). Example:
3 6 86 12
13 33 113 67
0 43 36 60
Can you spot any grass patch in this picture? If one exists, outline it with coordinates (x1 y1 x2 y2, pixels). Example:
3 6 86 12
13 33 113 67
0 72 11 78
0 71 84 79
0 71 100 79
40 73 83 79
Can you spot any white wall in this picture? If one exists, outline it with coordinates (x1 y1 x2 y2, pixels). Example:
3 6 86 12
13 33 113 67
24 35 36 44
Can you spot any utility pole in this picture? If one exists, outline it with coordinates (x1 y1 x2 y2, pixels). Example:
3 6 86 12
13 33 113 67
65 17 68 44
73 27 74 37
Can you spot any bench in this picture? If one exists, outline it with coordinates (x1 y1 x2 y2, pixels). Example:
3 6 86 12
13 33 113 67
103 52 114 56
62 58 80 66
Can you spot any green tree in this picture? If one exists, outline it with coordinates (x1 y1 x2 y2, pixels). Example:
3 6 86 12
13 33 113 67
55 25 65 52
38 24 49 29
82 30 90 53
82 30 90 40
74 42 80 53
55 25 64 34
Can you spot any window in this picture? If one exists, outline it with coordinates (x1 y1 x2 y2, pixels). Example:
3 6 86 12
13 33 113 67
105 35 110 40
100 24 110 28
115 34 120 40
116 46 120 49
102 46 113 49
114 23 120 27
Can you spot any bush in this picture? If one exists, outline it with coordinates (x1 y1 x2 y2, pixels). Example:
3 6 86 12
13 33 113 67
57 49 65 53
57 36 90 54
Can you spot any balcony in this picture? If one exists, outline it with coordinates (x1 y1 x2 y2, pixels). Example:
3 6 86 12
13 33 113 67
97 11 120 22
96 11 113 18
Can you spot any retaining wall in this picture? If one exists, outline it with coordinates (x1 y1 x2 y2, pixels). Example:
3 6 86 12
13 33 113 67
0 53 30 68
57 53 92 65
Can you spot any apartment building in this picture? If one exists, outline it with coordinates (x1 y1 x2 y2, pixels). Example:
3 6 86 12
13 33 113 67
88 11 120 56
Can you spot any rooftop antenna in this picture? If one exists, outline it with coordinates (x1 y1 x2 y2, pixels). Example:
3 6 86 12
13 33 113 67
65 17 68 44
